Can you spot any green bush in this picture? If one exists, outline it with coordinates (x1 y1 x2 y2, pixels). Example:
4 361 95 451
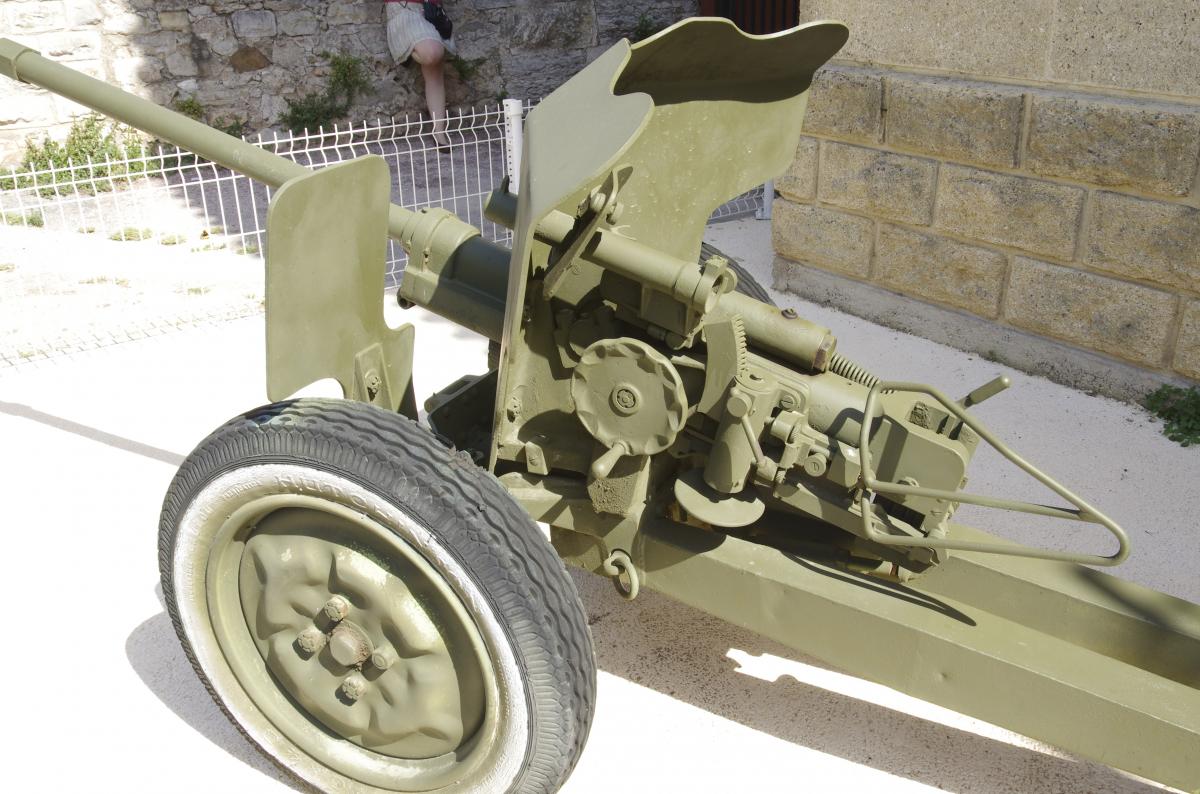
0 113 154 196
632 13 661 42
173 96 206 121
280 53 372 133
1144 384 1200 447
2 210 43 227
448 55 483 82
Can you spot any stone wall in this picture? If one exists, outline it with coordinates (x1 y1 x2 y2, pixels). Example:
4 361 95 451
0 0 696 162
775 1 1200 395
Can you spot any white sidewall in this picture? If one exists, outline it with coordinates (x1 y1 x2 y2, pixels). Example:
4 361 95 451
172 463 530 793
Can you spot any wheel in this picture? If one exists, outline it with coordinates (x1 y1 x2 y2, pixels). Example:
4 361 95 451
158 398 596 793
700 241 777 306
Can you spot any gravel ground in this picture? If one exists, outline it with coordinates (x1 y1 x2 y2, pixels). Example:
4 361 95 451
0 217 1194 793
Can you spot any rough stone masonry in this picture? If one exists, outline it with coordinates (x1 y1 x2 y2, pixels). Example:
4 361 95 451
0 0 696 161
775 1 1200 398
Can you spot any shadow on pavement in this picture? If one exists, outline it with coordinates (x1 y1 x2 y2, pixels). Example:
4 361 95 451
0 400 186 465
125 611 311 793
573 570 1161 794
122 567 1160 793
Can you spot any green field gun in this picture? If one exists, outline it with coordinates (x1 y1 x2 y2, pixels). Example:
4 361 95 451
3 17 1198 794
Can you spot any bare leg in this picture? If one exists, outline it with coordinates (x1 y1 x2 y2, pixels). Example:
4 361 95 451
412 39 448 146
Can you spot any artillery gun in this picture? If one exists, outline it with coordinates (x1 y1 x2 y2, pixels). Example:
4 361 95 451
3 17 1198 794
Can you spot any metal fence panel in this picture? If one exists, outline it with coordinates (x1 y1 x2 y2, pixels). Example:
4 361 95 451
1 98 760 369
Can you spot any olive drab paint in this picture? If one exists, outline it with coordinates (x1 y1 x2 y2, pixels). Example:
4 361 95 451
2 18 1197 791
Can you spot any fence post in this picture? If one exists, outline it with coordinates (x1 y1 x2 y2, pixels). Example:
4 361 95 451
502 98 524 195
756 179 775 220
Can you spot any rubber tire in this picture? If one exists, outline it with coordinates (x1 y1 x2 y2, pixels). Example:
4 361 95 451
700 241 777 306
158 398 596 794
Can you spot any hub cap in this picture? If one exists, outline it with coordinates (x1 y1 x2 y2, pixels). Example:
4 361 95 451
236 510 487 760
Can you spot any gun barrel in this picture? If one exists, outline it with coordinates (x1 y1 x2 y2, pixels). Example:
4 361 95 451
0 38 423 241
2 40 310 188
0 38 520 333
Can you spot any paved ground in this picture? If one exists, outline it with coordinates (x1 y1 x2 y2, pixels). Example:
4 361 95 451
1 217 1194 793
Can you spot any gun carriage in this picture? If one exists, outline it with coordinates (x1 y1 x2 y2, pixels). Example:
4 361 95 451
2 17 1197 794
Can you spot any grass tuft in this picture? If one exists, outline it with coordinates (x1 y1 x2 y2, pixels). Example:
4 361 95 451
1144 384 1200 447
109 227 153 241
3 210 43 227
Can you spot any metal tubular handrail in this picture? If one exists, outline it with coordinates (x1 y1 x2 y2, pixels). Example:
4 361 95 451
856 381 1130 566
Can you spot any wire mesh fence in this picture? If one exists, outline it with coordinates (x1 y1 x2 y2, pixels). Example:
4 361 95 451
0 105 515 368
0 98 762 369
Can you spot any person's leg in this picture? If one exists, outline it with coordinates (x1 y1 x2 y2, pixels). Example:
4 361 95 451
411 39 448 146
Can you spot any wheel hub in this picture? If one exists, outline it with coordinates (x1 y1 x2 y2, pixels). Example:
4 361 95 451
236 511 487 760
328 620 374 667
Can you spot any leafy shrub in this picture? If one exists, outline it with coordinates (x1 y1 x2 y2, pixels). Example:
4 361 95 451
173 97 206 121
632 13 661 42
448 55 483 82
280 53 372 133
2 210 43 227
0 113 153 196
1144 384 1200 447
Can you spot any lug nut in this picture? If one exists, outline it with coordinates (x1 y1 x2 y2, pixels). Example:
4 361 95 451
296 627 328 655
371 646 397 672
323 595 350 622
340 673 368 702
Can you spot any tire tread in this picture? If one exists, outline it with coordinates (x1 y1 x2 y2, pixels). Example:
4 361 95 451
158 398 596 794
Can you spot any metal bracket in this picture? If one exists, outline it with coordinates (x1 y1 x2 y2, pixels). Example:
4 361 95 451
602 549 640 600
351 344 392 408
542 166 628 300
857 381 1130 566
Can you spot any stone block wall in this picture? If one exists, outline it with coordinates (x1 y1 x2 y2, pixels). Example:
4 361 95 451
0 0 696 162
775 1 1200 392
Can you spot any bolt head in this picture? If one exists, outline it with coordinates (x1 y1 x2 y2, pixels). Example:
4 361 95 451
726 389 753 419
371 647 397 671
340 673 368 703
296 627 328 655
323 595 350 622
611 383 641 416
803 454 827 477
